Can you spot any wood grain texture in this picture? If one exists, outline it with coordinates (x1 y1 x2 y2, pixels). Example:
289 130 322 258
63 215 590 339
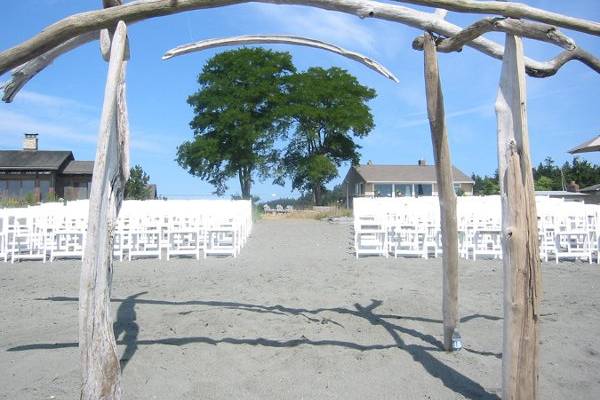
495 33 541 400
1 0 598 79
117 62 130 182
423 32 459 352
163 35 399 83
79 20 128 400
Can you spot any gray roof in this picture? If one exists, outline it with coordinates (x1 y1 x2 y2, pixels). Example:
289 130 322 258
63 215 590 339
62 160 94 175
0 150 73 171
580 184 600 193
353 164 473 183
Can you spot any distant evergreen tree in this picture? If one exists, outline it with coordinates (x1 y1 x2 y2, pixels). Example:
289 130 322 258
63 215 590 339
125 165 150 200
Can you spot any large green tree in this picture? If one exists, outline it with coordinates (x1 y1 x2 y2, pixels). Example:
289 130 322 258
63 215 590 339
177 48 295 198
279 67 376 205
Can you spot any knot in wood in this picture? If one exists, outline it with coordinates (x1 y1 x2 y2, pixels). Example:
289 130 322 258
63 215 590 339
412 36 425 51
357 7 375 19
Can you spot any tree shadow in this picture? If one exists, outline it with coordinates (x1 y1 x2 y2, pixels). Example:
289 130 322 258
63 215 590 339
112 291 147 370
12 295 501 399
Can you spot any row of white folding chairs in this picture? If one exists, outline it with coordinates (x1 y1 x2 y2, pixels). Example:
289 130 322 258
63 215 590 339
537 198 599 263
353 197 600 262
353 197 501 260
354 215 502 260
0 199 253 262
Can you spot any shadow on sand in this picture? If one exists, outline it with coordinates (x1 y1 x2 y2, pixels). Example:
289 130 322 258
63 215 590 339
9 295 501 399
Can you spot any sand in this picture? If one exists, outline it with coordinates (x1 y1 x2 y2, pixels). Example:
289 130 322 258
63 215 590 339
1 219 599 399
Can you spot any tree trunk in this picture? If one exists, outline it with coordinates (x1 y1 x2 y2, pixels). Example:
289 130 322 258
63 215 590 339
422 32 459 352
313 184 323 206
238 168 251 199
79 21 128 400
495 33 541 400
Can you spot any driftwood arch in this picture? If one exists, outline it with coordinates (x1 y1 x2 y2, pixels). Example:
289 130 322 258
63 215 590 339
162 35 399 82
1 1 598 400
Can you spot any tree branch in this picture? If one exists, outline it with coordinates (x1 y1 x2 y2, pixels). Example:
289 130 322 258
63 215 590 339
163 35 399 83
413 17 576 52
394 0 600 36
412 17 600 77
0 31 99 102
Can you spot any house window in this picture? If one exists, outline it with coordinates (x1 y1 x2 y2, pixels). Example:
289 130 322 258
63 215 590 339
354 182 363 196
40 180 50 201
454 183 464 195
374 184 393 198
415 184 433 196
72 181 88 200
7 180 20 197
395 184 413 197
21 180 35 197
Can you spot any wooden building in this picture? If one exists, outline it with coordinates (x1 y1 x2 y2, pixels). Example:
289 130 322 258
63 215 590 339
342 160 474 207
0 134 94 201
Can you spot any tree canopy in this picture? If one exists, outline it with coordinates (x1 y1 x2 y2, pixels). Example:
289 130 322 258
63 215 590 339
177 47 296 199
472 157 599 195
177 50 376 203
533 157 600 190
279 67 376 205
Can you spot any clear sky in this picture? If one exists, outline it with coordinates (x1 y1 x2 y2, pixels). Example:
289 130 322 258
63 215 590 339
1 1 598 200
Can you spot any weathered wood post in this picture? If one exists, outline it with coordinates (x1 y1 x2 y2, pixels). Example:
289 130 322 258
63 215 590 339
495 33 541 400
422 32 459 351
79 20 129 400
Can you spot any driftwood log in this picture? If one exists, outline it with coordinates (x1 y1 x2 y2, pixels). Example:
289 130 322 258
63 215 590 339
495 33 541 400
163 35 399 82
413 17 576 52
0 32 99 103
397 0 600 35
423 32 459 352
79 20 129 400
412 17 600 77
1 0 599 80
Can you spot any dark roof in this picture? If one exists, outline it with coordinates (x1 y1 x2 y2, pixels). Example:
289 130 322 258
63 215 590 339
62 160 94 175
353 164 473 183
580 184 600 193
0 150 73 171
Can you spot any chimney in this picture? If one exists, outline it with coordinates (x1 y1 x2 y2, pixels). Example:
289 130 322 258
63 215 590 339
567 180 579 192
23 133 38 151
418 159 427 166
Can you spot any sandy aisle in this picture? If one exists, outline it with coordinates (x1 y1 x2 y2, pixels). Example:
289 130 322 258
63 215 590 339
1 219 599 399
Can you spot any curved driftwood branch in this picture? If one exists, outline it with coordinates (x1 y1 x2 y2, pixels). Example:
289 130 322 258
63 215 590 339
395 0 600 36
524 47 600 78
1 0 599 79
163 35 399 83
413 17 577 52
412 17 600 77
0 31 99 103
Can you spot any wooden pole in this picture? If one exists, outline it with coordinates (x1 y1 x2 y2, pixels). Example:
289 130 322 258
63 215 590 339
79 20 129 400
495 33 541 400
423 32 459 351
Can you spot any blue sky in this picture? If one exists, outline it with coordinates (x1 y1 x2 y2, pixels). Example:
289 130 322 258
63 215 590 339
1 1 599 200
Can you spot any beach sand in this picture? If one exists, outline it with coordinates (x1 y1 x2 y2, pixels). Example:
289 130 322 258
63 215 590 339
1 219 599 399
